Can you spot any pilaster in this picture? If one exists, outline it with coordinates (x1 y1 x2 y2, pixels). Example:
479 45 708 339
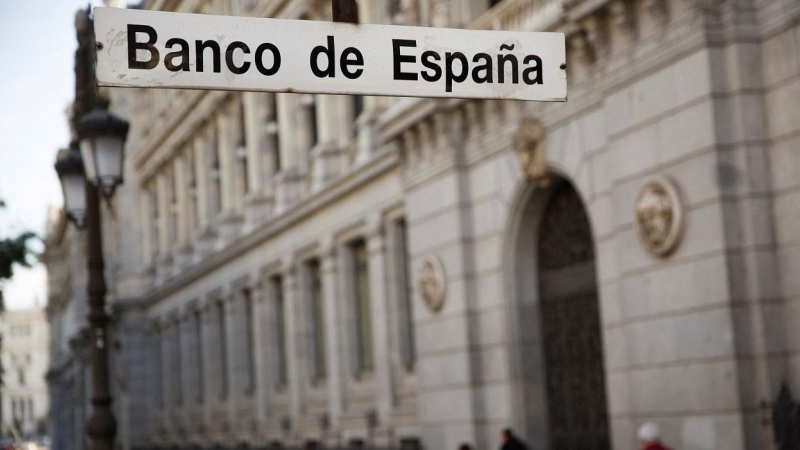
173 153 192 270
216 107 243 242
283 262 303 439
321 240 345 437
365 217 395 444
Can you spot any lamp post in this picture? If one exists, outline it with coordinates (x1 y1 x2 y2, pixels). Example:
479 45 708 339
55 102 129 450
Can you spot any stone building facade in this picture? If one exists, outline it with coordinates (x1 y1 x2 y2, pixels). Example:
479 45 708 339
46 0 800 449
43 206 93 450
0 306 50 439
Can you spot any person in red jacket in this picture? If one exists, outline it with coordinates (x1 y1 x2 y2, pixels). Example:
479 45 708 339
638 422 674 450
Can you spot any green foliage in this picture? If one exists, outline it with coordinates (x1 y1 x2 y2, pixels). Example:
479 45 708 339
0 231 36 313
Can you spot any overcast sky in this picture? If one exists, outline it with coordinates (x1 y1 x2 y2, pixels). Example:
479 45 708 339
0 0 104 311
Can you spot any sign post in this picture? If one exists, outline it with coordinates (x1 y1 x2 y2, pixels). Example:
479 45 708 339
93 7 567 102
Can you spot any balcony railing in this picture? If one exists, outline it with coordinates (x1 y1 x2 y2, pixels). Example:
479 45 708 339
471 0 564 32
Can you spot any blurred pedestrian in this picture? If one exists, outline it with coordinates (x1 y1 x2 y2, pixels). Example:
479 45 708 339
459 444 474 450
638 422 673 450
500 428 528 450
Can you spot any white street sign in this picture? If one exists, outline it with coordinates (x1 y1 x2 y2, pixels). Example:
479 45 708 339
93 7 567 101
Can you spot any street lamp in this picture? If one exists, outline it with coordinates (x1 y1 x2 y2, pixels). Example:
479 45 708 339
54 143 87 228
52 101 129 450
76 103 129 198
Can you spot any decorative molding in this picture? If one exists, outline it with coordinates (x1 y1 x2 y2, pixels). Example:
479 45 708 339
644 0 669 24
582 15 609 59
418 255 446 314
512 118 550 187
569 31 596 66
634 176 683 257
610 0 636 39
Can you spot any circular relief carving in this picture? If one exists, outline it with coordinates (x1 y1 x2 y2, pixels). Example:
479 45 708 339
418 255 446 313
634 176 684 257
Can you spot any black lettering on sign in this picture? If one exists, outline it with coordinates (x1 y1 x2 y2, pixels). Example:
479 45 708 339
164 38 190 72
471 53 492 84
226 41 251 75
497 52 519 84
444 52 467 93
340 47 364 79
421 51 442 82
522 55 543 85
127 24 159 70
311 36 336 78
255 43 281 76
195 40 221 73
392 39 418 81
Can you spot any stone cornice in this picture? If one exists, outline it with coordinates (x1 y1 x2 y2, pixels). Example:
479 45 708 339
140 148 398 305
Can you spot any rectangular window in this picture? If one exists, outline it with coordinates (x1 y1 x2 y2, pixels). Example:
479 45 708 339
169 165 179 247
154 329 164 408
217 300 228 397
351 96 364 138
195 310 204 403
150 187 159 261
236 101 249 196
244 289 256 393
351 239 374 372
307 259 326 380
173 320 182 405
273 276 288 387
394 218 415 371
209 124 222 219
186 146 197 232
265 95 280 175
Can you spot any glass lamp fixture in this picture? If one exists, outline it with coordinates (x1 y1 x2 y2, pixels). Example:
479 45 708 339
76 103 130 198
54 143 87 228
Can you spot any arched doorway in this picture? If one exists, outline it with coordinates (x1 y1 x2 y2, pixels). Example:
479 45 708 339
507 177 610 450
538 181 609 450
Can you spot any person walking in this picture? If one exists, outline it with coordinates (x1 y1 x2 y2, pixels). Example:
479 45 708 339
500 428 528 450
638 422 673 450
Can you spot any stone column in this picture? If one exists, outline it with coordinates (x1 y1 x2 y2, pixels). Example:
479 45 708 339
159 321 173 432
180 311 196 422
200 300 217 436
274 94 306 213
252 280 270 437
173 153 192 269
192 131 216 258
243 92 271 227
276 93 299 170
296 94 316 174
155 173 171 280
193 132 210 231
365 219 394 442
263 97 279 180
140 190 154 268
321 241 345 435
282 263 302 437
216 106 242 240
223 292 239 434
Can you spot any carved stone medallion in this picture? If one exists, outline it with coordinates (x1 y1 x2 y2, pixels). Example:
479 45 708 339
634 176 683 257
419 255 446 313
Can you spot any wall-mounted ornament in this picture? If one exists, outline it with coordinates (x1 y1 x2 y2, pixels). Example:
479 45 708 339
419 255 446 313
634 176 683 257
512 117 550 187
